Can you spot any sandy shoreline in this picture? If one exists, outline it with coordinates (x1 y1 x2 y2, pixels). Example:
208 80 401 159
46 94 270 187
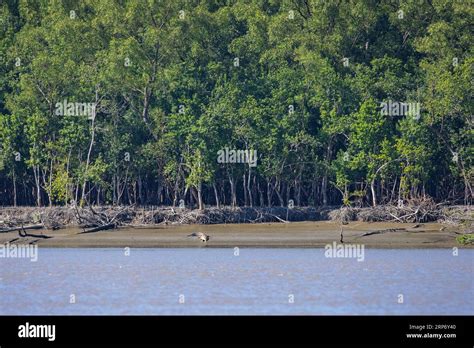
1 221 471 248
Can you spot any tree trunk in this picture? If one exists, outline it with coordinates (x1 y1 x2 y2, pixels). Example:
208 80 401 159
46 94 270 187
229 174 237 207
371 179 377 207
247 168 253 207
33 165 41 207
275 180 284 207
321 175 328 206
267 180 272 207
197 183 203 210
322 141 332 206
12 169 17 207
81 87 99 205
258 181 264 207
243 173 248 206
138 175 143 205
213 183 220 208
296 178 301 206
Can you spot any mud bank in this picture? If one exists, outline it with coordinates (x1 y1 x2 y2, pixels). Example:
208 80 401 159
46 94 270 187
0 221 472 248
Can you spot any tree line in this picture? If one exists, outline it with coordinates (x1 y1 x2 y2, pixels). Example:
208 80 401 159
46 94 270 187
0 0 472 209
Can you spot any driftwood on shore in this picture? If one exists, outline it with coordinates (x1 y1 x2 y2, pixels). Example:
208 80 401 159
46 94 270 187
18 228 52 239
74 205 136 233
79 223 117 234
0 203 471 229
0 224 44 233
360 227 407 237
0 223 52 241
329 199 473 226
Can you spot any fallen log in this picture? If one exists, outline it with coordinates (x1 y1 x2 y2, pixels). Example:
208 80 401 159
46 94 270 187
269 214 290 223
80 223 117 234
18 228 52 239
0 224 44 233
360 228 406 237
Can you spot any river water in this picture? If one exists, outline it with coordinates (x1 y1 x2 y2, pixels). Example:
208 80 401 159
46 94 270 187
0 248 472 315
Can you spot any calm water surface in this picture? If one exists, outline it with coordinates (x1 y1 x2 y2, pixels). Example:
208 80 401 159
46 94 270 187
1 248 472 315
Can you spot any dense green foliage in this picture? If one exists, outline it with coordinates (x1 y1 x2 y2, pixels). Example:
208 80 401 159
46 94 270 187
0 0 472 208
457 233 474 245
